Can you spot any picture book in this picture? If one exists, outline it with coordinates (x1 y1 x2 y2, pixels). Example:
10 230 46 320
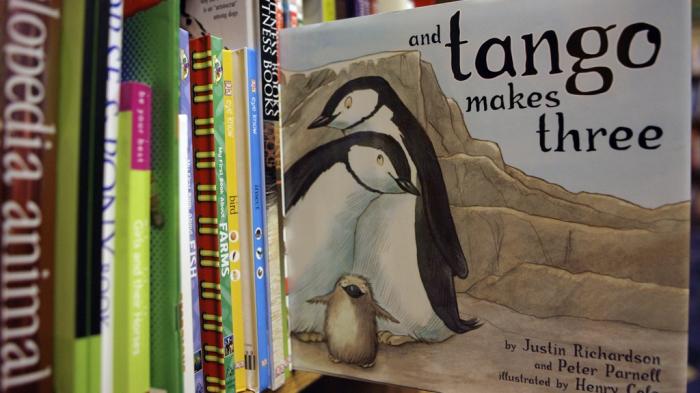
179 2 292 386
210 37 236 393
190 34 226 393
178 111 196 393
243 48 273 392
280 0 691 392
230 48 260 393
222 49 249 392
114 81 152 393
122 2 183 391
101 1 123 391
178 27 205 393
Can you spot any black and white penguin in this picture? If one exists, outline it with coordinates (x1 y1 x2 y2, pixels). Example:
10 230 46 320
284 131 419 340
308 76 480 343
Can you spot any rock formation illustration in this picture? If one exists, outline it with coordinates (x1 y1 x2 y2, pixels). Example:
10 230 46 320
281 51 689 333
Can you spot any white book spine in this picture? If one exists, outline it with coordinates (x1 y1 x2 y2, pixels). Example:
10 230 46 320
101 2 123 392
178 114 196 393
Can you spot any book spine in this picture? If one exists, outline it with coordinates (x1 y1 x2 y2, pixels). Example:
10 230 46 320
178 113 196 393
80 1 111 391
55 0 88 391
231 48 259 393
211 36 235 393
114 82 152 393
322 0 337 20
190 35 226 393
245 48 271 392
101 1 123 392
223 49 248 393
0 1 61 392
122 4 182 391
179 28 204 393
258 0 290 386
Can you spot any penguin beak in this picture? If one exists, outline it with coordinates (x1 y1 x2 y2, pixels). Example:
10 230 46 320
394 177 420 196
308 113 338 129
343 284 364 299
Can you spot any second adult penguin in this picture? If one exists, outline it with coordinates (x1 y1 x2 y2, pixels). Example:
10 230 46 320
308 76 480 342
284 131 419 340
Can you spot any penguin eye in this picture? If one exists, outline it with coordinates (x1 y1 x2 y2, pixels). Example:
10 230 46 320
344 96 352 109
376 154 384 166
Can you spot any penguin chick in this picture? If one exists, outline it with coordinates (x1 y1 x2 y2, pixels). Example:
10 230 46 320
308 274 398 368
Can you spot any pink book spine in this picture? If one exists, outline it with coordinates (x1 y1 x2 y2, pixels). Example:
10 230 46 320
120 81 152 171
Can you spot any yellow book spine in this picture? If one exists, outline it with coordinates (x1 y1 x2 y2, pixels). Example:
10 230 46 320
222 49 247 392
322 0 336 21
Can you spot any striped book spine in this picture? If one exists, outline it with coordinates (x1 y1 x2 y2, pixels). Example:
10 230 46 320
189 35 226 393
179 28 205 393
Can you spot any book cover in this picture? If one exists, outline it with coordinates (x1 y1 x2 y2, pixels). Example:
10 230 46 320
101 1 123 392
190 34 227 393
114 81 152 393
179 27 206 393
211 36 236 393
0 0 61 391
223 49 249 392
231 48 260 393
122 2 183 391
280 1 691 392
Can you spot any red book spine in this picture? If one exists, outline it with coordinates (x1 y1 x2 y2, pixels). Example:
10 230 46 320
0 1 61 392
189 34 226 393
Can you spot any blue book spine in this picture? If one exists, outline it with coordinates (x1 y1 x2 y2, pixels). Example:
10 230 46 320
245 48 271 391
179 28 205 393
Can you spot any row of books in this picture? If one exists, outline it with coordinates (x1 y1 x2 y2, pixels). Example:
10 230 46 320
1 0 289 392
301 0 412 24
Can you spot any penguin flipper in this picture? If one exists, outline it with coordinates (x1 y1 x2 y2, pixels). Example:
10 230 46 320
396 120 469 278
416 208 481 334
307 293 332 304
373 303 399 324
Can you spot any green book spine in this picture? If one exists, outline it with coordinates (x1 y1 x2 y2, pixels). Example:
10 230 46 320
55 0 105 391
211 36 235 392
55 0 84 391
113 83 152 393
121 2 182 391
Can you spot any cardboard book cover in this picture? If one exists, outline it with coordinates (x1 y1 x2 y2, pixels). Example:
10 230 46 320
279 0 691 392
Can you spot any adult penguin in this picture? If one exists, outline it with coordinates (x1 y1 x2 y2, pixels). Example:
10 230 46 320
284 131 419 341
308 76 480 343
